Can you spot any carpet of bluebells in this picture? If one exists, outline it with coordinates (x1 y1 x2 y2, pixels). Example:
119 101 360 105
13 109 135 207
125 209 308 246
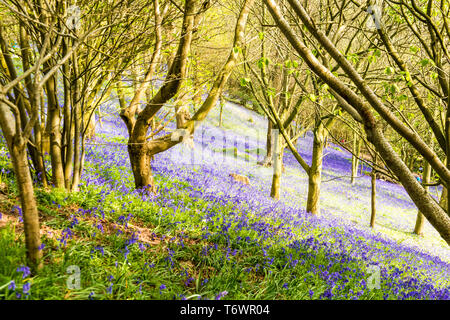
0 98 449 300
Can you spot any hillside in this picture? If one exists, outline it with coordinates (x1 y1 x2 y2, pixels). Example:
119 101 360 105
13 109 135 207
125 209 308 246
0 99 449 300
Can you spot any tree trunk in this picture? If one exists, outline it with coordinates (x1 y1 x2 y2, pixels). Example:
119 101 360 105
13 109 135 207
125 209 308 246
270 128 283 200
85 112 96 140
259 119 273 167
440 186 448 216
307 121 326 214
12 142 43 270
219 96 224 127
370 167 377 228
351 131 361 184
117 82 127 110
0 98 43 270
407 155 414 171
447 118 450 218
64 115 74 190
128 144 156 192
70 45 85 192
44 70 65 188
175 95 191 128
71 106 81 192
62 53 74 190
414 160 432 235
33 121 48 187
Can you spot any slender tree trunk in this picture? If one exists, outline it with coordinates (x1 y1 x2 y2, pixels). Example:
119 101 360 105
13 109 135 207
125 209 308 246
71 50 81 192
64 114 74 190
408 156 414 171
192 61 203 110
307 121 326 214
71 103 81 191
440 186 448 216
370 166 377 228
193 90 202 111
117 82 127 110
270 128 283 200
351 131 361 184
414 160 432 235
41 93 50 155
175 94 191 128
261 119 273 167
446 115 450 218
84 111 96 140
78 133 86 187
33 121 48 187
219 96 224 127
44 67 65 188
97 109 103 129
62 52 74 190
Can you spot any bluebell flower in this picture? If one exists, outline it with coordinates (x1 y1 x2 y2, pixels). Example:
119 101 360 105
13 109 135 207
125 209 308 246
107 284 113 294
215 291 228 300
22 282 31 295
16 265 31 279
12 206 23 222
322 288 333 299
8 280 15 291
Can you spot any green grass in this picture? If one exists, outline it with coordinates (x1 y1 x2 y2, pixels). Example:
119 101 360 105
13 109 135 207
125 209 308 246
0 168 387 300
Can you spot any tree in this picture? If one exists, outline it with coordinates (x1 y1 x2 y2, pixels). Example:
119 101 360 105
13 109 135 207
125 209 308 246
0 0 137 269
263 0 450 244
120 0 256 191
243 0 373 213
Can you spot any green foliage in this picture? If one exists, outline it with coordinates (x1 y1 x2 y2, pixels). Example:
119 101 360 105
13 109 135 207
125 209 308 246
257 57 271 69
240 78 251 87
384 67 394 75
